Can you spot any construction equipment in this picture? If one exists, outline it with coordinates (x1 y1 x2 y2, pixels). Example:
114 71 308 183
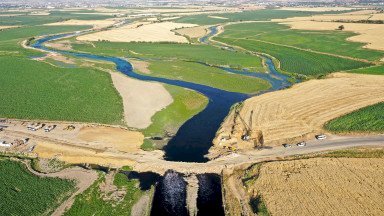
237 110 253 141
64 125 75 131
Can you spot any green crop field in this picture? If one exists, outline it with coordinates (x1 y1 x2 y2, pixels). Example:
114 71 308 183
176 9 321 25
216 37 370 76
72 41 264 71
0 159 75 215
325 102 384 133
347 65 384 75
218 22 384 61
0 11 113 26
142 85 208 149
0 56 124 124
0 25 91 59
147 60 270 93
65 171 146 216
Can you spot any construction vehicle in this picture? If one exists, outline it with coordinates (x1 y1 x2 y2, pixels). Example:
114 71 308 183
236 110 264 149
64 125 75 131
283 144 292 148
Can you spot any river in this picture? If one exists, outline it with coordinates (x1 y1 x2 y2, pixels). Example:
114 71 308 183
31 29 291 215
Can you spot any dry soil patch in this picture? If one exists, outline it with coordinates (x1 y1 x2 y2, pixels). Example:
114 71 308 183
110 71 173 129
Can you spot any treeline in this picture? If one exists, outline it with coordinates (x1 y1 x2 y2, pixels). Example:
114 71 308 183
333 19 384 24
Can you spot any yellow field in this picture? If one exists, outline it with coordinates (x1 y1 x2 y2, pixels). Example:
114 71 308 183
278 7 359 12
174 26 208 39
274 10 384 51
214 73 384 147
44 19 117 29
77 22 197 43
0 26 19 30
252 158 384 215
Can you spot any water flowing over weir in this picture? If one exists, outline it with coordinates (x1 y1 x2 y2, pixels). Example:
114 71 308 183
151 170 189 216
196 174 225 216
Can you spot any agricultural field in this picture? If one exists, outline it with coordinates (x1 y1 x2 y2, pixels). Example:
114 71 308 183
215 73 384 147
0 56 124 124
71 41 265 71
217 22 384 61
246 157 384 216
325 102 384 133
175 9 323 25
275 10 384 51
347 65 384 75
77 22 198 43
147 60 270 93
65 171 148 216
215 33 371 76
0 159 75 215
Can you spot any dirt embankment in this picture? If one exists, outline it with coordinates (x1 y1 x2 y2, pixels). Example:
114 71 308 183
251 157 384 216
214 73 384 149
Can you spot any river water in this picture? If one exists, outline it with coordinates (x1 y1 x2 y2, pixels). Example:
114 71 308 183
32 30 291 215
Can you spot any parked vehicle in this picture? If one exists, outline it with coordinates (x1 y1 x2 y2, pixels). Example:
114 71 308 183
44 125 56 132
297 141 306 147
282 144 292 148
316 134 327 140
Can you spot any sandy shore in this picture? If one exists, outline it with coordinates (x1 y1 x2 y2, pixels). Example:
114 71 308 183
110 71 173 129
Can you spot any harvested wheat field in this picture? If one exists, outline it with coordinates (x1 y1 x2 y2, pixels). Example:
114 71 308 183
77 22 197 43
214 73 384 147
174 26 208 39
278 7 357 12
44 19 117 29
274 10 384 51
252 158 384 216
0 26 19 30
110 71 173 129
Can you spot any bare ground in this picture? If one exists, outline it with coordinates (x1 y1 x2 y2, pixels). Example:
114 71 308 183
110 71 173 129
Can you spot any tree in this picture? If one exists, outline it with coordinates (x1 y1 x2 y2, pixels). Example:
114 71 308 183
338 25 345 31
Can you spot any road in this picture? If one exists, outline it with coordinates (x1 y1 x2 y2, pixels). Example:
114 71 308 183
132 134 384 174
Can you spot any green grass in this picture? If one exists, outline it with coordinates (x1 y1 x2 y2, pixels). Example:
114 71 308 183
65 171 145 216
176 9 321 25
0 159 75 215
0 56 124 124
147 60 270 93
72 41 264 70
0 25 91 57
216 37 370 76
347 65 384 75
143 85 208 138
249 196 270 216
320 148 384 158
218 22 384 61
325 102 384 133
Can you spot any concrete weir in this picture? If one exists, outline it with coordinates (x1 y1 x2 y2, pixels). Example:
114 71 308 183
185 175 199 216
